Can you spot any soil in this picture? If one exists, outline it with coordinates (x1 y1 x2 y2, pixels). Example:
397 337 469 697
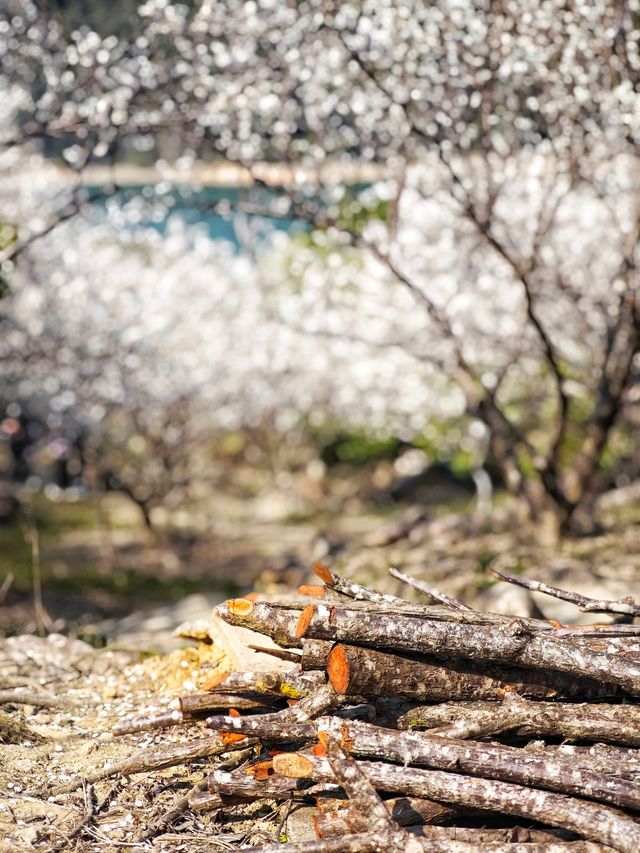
3 491 640 851
0 631 283 852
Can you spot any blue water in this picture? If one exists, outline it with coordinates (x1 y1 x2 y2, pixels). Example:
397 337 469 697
94 184 310 250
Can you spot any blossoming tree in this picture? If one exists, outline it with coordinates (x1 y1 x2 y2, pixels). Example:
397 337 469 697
1 0 639 533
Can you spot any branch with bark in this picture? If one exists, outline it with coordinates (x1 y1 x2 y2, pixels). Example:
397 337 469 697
81 566 640 850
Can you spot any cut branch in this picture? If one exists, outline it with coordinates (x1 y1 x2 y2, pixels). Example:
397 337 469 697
50 734 256 794
296 604 640 696
489 566 640 617
207 712 640 811
388 568 474 611
399 697 640 747
326 642 627 702
273 749 640 852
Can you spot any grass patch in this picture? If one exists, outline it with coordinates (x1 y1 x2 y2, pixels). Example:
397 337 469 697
28 495 101 532
0 496 240 614
49 565 216 602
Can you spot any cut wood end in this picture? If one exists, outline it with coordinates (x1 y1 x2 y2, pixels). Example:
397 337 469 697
272 752 315 778
224 598 255 617
298 584 326 598
327 644 350 695
220 732 247 745
312 562 334 584
296 604 317 639
246 759 274 780
202 669 231 691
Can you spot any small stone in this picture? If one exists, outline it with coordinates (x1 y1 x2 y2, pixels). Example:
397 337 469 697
285 806 318 842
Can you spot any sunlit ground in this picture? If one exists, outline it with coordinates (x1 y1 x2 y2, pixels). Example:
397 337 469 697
3 460 640 646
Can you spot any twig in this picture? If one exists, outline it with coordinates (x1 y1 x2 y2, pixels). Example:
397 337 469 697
273 749 640 852
312 563 407 606
202 669 324 698
553 625 640 638
399 697 640 747
206 712 640 811
489 566 640 617
389 567 481 612
136 777 214 841
45 781 121 853
294 604 640 696
208 766 304 799
248 644 302 663
0 689 77 709
112 693 277 736
204 684 342 736
50 734 256 794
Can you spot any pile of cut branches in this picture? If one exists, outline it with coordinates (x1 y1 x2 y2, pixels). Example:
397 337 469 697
86 563 640 851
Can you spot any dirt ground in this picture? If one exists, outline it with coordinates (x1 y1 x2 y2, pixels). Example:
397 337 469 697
3 487 640 851
0 629 291 852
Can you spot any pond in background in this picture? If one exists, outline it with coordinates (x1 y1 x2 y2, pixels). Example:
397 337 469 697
90 184 312 250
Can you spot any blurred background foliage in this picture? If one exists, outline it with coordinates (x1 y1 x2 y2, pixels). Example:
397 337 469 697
1 0 639 637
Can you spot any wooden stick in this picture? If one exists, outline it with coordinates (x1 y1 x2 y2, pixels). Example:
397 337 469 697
202 669 325 699
179 692 279 715
248 644 302 663
326 642 626 701
489 566 640 617
553 625 640 638
248 837 608 853
213 593 565 636
213 598 640 664
398 697 640 746
296 604 640 696
206 684 342 737
206 712 640 811
51 734 256 794
214 599 304 646
313 562 408 606
389 568 474 611
525 741 640 765
0 689 77 709
246 834 397 852
321 734 421 852
273 750 640 852
314 807 578 844
112 693 276 736
207 766 305 799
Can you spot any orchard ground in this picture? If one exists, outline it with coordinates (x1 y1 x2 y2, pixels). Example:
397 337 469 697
2 471 640 852
3 460 640 645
